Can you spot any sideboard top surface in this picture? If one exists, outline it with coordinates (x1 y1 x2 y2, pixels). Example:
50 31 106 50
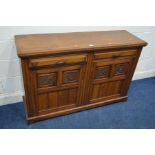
15 30 147 58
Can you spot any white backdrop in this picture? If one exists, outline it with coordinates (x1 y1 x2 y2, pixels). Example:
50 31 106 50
0 26 155 105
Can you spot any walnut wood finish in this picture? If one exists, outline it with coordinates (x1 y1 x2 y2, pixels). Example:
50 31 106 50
15 30 147 123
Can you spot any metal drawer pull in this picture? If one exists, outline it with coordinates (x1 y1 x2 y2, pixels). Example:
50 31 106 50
112 54 120 58
55 60 86 66
56 61 65 66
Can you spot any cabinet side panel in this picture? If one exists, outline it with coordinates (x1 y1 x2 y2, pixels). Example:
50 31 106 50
121 47 142 96
21 59 37 117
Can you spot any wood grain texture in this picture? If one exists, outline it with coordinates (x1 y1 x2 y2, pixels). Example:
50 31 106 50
15 30 147 123
29 54 87 68
15 30 147 58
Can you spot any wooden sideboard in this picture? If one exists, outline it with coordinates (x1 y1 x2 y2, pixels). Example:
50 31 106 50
15 30 147 123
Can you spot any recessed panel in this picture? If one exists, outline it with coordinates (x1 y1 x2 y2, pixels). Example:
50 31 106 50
37 88 78 113
95 66 111 79
38 72 57 88
63 70 80 84
91 80 123 100
114 63 128 76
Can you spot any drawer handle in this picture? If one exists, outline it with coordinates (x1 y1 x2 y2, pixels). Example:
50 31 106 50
56 61 65 66
56 60 86 66
112 54 120 58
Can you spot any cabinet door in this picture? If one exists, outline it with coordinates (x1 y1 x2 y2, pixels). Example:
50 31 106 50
29 55 87 115
88 53 136 104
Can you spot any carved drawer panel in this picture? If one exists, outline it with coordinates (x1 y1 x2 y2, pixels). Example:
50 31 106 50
38 73 57 88
114 63 128 76
63 70 80 84
95 66 111 79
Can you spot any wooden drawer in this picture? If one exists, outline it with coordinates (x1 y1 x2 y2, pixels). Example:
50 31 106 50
94 49 137 60
29 54 87 68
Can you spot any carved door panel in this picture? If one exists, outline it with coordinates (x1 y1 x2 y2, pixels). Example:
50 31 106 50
30 55 87 115
88 55 136 104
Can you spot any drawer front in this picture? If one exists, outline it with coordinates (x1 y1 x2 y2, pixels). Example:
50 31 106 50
29 54 87 115
29 54 87 68
94 49 137 60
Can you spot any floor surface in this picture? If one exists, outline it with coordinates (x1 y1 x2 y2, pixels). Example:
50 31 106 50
0 77 155 129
